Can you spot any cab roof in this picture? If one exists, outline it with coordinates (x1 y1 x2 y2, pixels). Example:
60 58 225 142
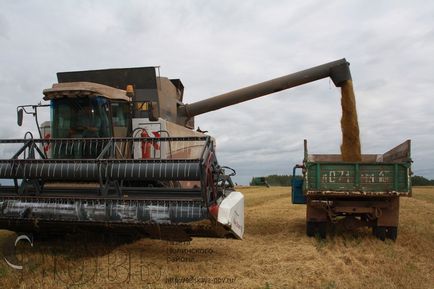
43 82 130 101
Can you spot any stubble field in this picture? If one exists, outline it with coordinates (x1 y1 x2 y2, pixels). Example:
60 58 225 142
0 186 433 289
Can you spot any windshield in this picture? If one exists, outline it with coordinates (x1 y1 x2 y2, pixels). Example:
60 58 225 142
51 96 111 138
50 96 111 158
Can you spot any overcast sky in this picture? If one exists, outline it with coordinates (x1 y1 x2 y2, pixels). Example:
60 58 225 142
0 0 433 184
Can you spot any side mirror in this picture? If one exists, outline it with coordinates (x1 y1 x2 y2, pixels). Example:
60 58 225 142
17 108 23 126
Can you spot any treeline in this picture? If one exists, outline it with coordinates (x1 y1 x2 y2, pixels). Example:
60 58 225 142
411 175 434 186
250 174 434 187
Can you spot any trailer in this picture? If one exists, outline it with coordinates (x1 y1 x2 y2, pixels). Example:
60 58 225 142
292 140 412 240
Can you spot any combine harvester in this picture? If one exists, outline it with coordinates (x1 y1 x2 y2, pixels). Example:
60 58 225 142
0 59 364 241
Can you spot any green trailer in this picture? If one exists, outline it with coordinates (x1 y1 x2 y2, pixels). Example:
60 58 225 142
292 140 411 240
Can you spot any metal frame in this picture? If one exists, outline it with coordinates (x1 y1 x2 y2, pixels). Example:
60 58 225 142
0 135 235 236
16 104 50 139
0 136 219 197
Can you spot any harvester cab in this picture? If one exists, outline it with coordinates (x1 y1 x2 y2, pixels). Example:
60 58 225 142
0 59 353 241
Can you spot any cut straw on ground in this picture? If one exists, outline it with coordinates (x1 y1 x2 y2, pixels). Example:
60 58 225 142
0 186 433 289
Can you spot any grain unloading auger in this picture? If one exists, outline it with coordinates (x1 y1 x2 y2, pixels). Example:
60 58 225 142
0 59 352 240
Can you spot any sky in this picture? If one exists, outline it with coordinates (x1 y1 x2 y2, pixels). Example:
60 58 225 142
0 0 433 184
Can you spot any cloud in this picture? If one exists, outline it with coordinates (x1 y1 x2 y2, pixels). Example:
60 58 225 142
0 0 433 184
0 14 8 39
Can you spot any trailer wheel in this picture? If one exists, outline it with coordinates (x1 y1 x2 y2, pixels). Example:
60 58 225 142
371 226 376 236
386 227 398 241
306 221 327 239
306 221 315 237
373 226 386 241
317 222 327 239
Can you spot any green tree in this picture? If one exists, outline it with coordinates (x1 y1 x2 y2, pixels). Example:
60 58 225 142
411 175 434 186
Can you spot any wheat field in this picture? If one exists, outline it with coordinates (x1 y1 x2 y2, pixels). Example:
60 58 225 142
0 186 433 289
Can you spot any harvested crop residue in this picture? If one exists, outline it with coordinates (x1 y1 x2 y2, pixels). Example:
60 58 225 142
0 186 433 289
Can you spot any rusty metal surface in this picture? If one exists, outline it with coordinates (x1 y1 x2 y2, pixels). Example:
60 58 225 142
306 190 410 197
382 139 411 162
306 195 400 227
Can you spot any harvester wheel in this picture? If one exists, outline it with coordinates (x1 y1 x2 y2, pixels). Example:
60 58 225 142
306 221 316 237
386 226 398 241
